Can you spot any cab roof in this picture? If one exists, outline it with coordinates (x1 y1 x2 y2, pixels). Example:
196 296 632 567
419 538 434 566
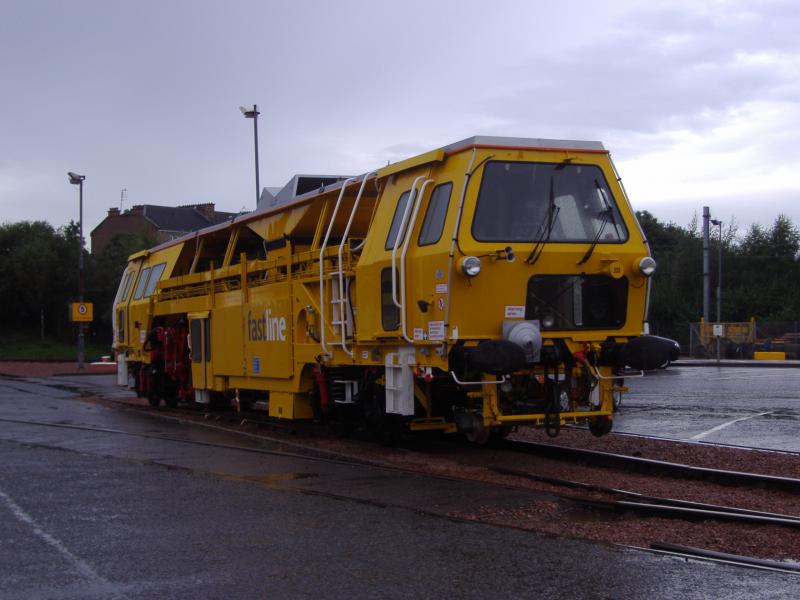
140 135 608 256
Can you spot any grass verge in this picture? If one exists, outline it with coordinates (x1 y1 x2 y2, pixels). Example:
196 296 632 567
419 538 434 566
0 332 111 361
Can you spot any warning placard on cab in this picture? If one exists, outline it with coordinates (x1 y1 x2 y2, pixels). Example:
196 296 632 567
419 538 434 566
70 302 94 322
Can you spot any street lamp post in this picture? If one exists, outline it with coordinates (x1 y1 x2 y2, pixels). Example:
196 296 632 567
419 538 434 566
68 171 86 370
710 218 723 361
239 104 261 208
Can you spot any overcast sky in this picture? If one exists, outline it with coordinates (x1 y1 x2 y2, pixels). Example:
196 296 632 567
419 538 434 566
1 0 798 244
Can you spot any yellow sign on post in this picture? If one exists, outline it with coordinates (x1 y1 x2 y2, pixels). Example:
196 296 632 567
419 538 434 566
70 302 94 322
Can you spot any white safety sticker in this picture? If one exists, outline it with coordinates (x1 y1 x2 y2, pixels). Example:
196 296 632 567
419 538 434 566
435 283 448 294
413 328 424 341
140 330 146 344
428 321 445 341
361 350 370 360
504 305 525 319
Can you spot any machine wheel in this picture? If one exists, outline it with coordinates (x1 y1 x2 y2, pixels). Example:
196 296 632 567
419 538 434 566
464 414 490 445
363 386 404 446
376 415 405 446
134 365 146 398
147 392 161 408
327 402 356 437
466 427 490 445
308 386 322 423
328 419 355 438
589 415 613 437
486 425 513 446
147 370 165 408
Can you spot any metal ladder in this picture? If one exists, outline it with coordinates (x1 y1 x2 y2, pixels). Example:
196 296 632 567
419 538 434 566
390 176 433 343
319 172 376 358
384 346 416 415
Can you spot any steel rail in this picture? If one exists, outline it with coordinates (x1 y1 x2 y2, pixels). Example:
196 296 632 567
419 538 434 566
503 439 800 492
560 494 800 529
648 543 800 575
615 501 800 527
491 465 800 528
564 426 800 457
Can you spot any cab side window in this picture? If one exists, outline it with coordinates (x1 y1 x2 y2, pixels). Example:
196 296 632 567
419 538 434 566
418 182 452 246
143 263 167 297
132 267 151 300
114 271 134 304
385 191 411 250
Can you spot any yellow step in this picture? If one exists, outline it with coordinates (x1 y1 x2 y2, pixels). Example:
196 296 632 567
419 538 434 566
754 351 785 360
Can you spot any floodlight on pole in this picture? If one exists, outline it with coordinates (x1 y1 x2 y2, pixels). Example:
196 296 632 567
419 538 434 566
710 219 722 323
240 104 261 208
67 171 86 370
710 218 723 362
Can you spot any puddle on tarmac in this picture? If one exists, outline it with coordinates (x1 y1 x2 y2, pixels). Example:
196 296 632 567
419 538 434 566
215 472 320 488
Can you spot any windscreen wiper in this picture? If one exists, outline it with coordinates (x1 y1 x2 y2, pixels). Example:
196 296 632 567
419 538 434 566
595 179 621 239
526 175 560 265
577 180 619 266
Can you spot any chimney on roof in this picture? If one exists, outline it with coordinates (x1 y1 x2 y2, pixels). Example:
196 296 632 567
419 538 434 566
194 203 215 222
107 207 120 217
130 205 144 215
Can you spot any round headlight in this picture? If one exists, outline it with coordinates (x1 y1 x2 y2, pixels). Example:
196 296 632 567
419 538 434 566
541 313 555 329
638 256 657 277
459 256 481 277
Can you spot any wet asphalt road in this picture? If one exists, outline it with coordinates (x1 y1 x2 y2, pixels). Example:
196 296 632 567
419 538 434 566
618 366 800 452
0 373 799 598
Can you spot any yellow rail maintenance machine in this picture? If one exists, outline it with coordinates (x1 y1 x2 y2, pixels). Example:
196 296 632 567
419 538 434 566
113 136 667 441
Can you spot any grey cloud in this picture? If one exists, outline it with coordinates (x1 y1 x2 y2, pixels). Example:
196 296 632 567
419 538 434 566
483 2 800 139
1 0 798 234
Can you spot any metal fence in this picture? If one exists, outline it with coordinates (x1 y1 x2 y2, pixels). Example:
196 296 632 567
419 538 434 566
688 319 800 359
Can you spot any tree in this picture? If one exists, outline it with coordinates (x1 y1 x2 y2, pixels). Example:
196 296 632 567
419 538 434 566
637 211 702 344
0 220 156 344
0 222 78 337
726 215 800 321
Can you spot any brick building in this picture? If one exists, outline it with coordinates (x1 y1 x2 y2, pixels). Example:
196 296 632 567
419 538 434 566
90 203 236 254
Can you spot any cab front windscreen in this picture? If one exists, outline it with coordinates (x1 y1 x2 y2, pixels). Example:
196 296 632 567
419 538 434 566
471 161 628 243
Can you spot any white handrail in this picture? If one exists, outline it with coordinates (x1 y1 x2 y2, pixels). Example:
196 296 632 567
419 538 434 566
586 364 644 380
399 178 433 342
392 176 425 309
319 176 357 358
443 148 477 342
337 172 377 357
449 372 508 386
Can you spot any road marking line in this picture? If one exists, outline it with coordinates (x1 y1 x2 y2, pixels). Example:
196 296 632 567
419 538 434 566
0 486 113 588
689 411 774 441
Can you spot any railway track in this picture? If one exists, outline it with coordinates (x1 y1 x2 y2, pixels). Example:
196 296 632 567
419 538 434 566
105 396 800 512
490 464 800 529
3 397 800 569
502 438 800 492
645 543 800 575
564 425 800 457
10 397 800 528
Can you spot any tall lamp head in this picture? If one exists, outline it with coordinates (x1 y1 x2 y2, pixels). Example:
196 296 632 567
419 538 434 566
67 172 85 185
239 105 259 119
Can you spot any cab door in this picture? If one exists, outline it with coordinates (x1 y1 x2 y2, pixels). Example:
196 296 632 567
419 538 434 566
355 169 436 341
112 265 138 350
188 312 212 401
